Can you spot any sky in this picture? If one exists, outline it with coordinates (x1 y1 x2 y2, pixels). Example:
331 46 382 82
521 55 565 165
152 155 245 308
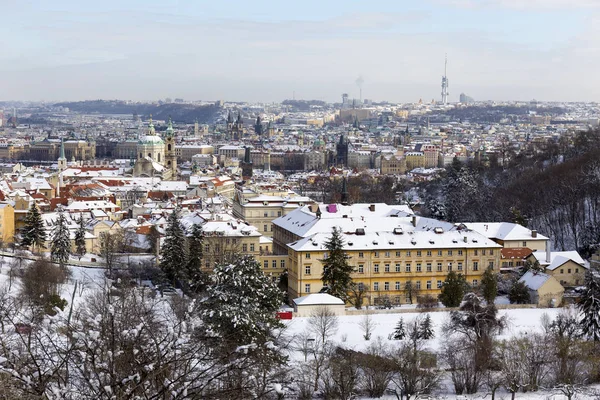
1 0 599 103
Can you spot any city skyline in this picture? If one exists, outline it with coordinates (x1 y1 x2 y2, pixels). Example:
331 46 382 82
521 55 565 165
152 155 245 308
2 0 600 103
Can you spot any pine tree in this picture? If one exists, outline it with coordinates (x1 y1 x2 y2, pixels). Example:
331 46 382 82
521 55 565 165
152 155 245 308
481 267 498 304
200 255 284 354
439 271 468 308
508 281 530 304
21 202 47 252
321 226 353 302
578 270 600 341
159 208 187 286
74 213 87 260
50 209 71 268
185 223 207 293
393 317 406 340
418 314 435 340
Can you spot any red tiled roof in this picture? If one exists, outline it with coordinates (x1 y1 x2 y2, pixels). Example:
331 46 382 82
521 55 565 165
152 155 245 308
501 247 533 259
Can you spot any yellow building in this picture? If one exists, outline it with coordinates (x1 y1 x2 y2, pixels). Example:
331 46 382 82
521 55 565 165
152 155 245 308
528 250 588 287
0 204 15 243
273 203 501 304
405 151 425 170
380 151 406 175
463 223 549 251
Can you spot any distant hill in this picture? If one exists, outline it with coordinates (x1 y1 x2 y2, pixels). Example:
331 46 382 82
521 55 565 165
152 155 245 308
53 100 222 124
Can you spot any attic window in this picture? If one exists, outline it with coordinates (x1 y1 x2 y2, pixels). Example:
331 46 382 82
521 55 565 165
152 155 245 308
429 240 435 244
452 239 458 243
473 239 478 243
393 228 404 235
372 240 378 245
411 239 417 245
311 241 318 246
348 242 353 246
389 240 394 245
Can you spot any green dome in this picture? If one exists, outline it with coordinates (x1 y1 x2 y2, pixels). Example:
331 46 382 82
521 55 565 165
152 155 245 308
138 135 164 145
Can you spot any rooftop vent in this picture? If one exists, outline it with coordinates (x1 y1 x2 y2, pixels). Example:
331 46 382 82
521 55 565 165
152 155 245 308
393 227 404 235
343 215 348 218
434 227 444 234
388 240 394 245
452 239 458 243
429 240 435 244
369 204 376 212
463 236 468 243
472 239 478 243
532 230 537 238
411 239 417 245
373 240 379 245
355 228 365 236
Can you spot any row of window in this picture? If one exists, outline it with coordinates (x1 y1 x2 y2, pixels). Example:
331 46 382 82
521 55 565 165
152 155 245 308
263 260 286 269
303 279 480 294
304 261 492 275
306 249 494 259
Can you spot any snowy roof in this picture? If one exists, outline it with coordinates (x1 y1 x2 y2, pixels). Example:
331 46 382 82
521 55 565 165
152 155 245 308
531 250 587 270
293 293 345 306
463 222 549 242
519 271 558 291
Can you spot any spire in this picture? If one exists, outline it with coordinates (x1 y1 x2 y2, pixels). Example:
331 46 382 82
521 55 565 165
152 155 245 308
148 114 155 135
227 110 233 124
237 111 243 124
341 176 349 206
166 116 174 137
244 146 251 163
59 137 65 160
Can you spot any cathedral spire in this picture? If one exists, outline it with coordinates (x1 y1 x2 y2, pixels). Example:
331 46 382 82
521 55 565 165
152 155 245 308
148 114 155 135
166 116 174 137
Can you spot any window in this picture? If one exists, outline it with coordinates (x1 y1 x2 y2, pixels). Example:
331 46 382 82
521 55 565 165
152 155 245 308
204 244 210 253
448 262 453 272
426 250 432 256
472 279 478 286
488 261 494 269
448 250 453 256
427 280 432 289
396 251 401 257
374 264 380 273
417 250 422 257
385 251 390 258
576 268 579 273
490 249 494 255
358 282 365 291
458 262 463 271
458 250 463 256
305 284 311 293
281 260 285 269
323 252 328 259
568 268 572 274
406 250 411 257
359 252 364 258
416 263 422 272
416 281 421 290
263 260 268 268
250 244 255 252
473 262 479 271
374 251 380 258
374 282 379 291
264 212 268 217
277 211 282 217
405 263 411 273
264 225 268 232
561 269 564 274
437 262 443 272
272 260 277 269
242 244 247 252
385 264 390 273
426 263 432 272
305 265 311 275
522 241 527 247
384 282 390 291
358 264 364 273
438 250 442 256
306 253 311 259
395 263 401 272
271 225 274 232
482 249 486 256
395 281 401 290
437 280 443 289
474 249 478 256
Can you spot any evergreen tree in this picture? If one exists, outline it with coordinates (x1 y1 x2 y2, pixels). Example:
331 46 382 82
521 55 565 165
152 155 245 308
418 314 435 340
393 317 406 340
159 208 187 286
508 281 530 304
481 267 498 304
321 226 353 302
578 270 600 341
21 202 47 252
74 213 87 260
185 223 207 293
200 255 284 356
439 271 468 308
50 209 71 268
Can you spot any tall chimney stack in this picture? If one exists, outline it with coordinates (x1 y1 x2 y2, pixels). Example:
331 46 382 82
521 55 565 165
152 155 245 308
545 241 551 264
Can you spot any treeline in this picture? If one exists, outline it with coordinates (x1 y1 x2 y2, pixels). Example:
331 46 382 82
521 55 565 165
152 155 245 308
53 100 222 124
422 129 600 255
300 174 402 205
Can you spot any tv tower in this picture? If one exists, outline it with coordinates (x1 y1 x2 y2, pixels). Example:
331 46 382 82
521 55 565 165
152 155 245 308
441 54 449 105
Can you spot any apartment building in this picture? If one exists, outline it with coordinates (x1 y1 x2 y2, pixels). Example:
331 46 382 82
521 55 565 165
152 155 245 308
273 203 501 304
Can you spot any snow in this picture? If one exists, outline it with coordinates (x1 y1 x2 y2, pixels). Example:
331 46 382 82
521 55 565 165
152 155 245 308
293 293 345 306
519 270 552 290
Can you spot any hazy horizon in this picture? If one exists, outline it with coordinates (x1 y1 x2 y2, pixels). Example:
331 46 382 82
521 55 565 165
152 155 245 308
2 0 600 103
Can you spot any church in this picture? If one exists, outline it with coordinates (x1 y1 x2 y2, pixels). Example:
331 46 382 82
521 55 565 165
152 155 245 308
133 116 177 180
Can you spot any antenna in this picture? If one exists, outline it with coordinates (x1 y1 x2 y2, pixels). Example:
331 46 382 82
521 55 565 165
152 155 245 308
441 54 449 105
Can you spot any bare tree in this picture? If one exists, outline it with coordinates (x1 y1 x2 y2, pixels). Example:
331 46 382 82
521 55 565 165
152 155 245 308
99 230 124 277
358 310 377 341
309 307 339 344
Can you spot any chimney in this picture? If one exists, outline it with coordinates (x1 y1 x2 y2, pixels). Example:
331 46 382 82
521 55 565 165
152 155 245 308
531 230 537 238
411 215 417 227
546 241 551 264
369 204 375 212
464 236 468 243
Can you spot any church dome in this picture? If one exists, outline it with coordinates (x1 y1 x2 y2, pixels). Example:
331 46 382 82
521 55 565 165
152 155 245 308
138 135 164 145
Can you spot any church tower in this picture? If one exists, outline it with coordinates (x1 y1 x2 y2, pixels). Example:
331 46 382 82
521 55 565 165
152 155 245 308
241 146 253 181
165 117 177 180
58 138 67 171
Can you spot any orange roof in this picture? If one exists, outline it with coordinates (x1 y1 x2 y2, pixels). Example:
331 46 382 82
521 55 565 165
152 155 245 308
501 247 533 259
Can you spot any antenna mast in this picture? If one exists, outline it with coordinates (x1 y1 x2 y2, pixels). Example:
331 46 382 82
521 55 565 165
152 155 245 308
441 54 449 105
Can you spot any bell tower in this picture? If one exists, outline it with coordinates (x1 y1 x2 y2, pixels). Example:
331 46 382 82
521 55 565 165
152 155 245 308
165 117 177 180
